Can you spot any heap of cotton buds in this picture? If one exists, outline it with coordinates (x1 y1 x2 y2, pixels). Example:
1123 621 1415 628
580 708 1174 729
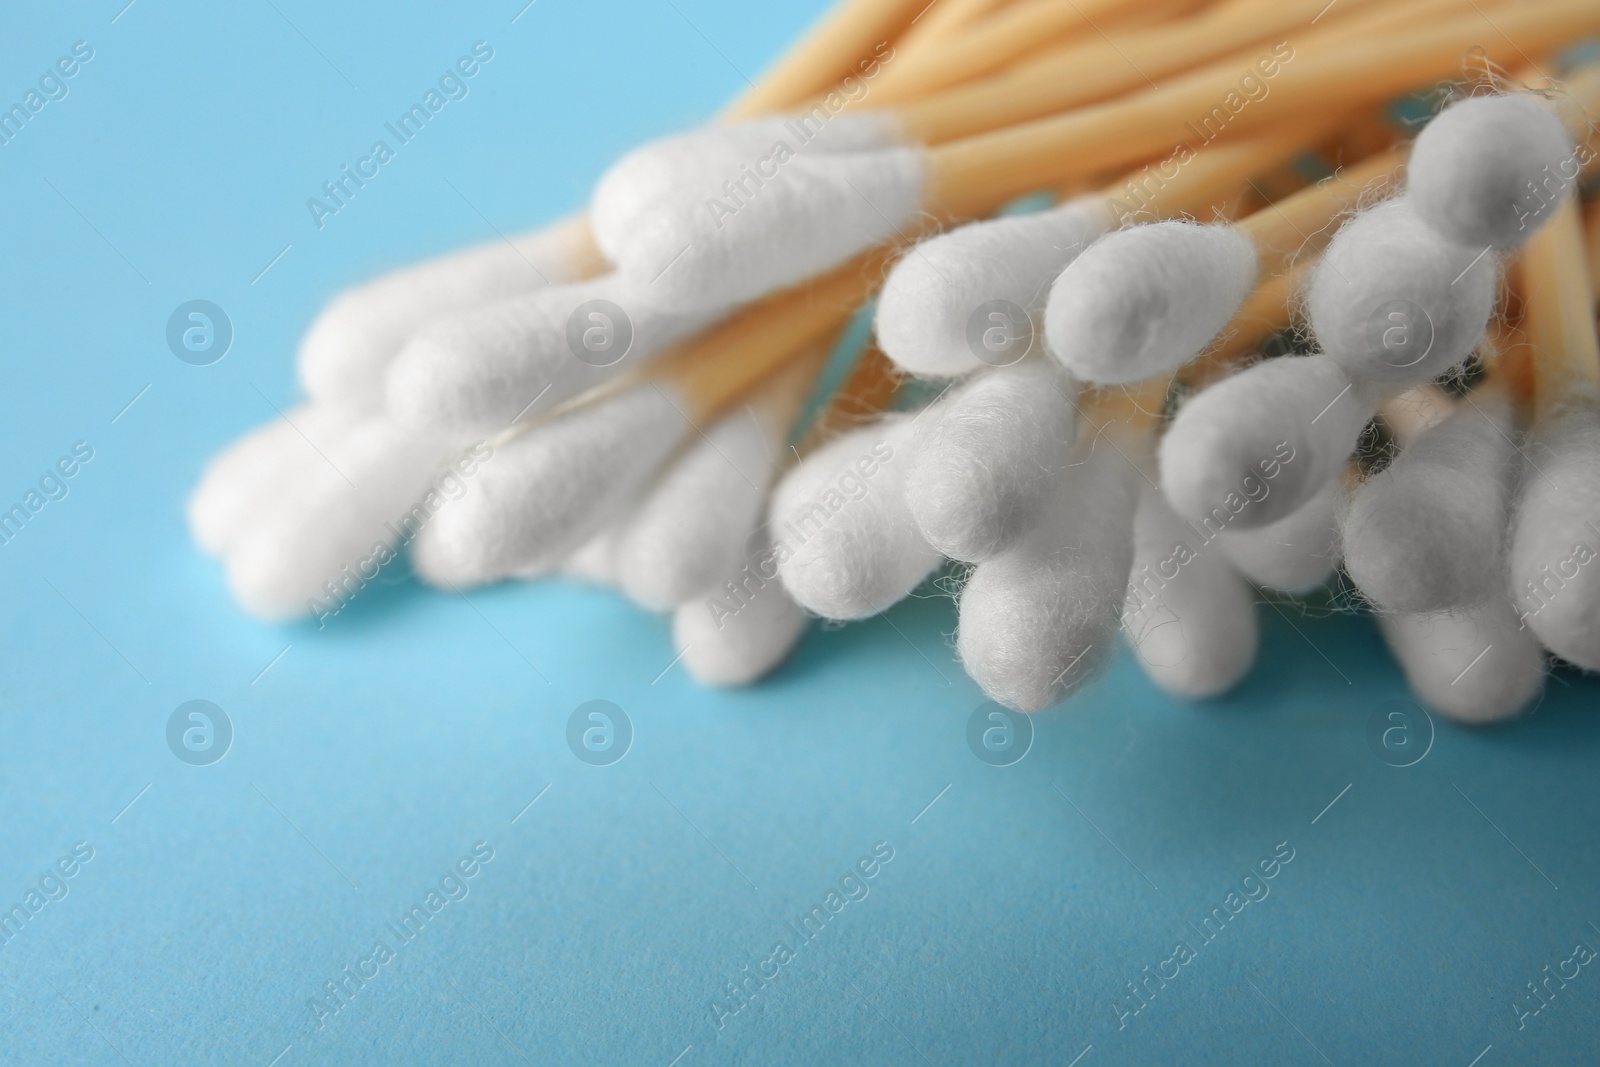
190 0 1600 723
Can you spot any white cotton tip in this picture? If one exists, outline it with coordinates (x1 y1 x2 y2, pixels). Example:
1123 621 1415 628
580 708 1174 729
1045 221 1258 385
411 383 690 586
770 413 940 620
188 404 359 558
1160 353 1377 532
1306 198 1497 386
1216 480 1341 593
905 360 1078 562
1408 93 1575 250
1343 394 1517 613
298 216 589 410
1508 397 1600 669
874 198 1113 377
591 113 903 261
384 273 715 435
1378 602 1544 723
1123 484 1258 699
223 420 464 620
957 429 1143 712
673 537 808 686
604 147 926 312
614 405 781 610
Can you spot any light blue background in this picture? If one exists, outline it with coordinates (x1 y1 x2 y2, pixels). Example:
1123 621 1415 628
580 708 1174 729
1 2 1597 1064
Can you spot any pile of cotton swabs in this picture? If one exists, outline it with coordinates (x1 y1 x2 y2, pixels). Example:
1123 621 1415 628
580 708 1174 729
190 0 1600 722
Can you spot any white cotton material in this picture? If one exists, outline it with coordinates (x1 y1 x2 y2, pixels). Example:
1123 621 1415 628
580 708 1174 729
603 147 927 312
957 428 1143 712
411 383 690 586
905 360 1078 562
556 521 624 587
1408 93 1575 250
770 413 940 620
1307 198 1497 386
224 419 462 619
1378 602 1544 723
615 405 782 610
1216 480 1341 593
1343 394 1517 613
1122 484 1258 699
1045 221 1259 385
1161 353 1378 531
1508 396 1600 670
298 216 590 410
874 198 1113 377
384 273 717 435
188 404 360 558
674 536 808 686
591 113 904 263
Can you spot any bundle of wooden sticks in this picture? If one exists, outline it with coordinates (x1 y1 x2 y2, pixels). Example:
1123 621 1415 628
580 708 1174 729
191 0 1600 721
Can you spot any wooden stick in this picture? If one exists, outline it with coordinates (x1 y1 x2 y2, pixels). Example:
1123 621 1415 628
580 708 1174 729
654 245 900 423
924 0 1600 216
1083 376 1173 438
1527 62 1600 180
1376 384 1457 441
1586 195 1600 304
1235 141 1405 267
1521 195 1600 414
1103 109 1358 221
893 0 1470 141
721 0 929 120
1184 264 1304 385
1530 60 1600 123
884 0 1019 62
1295 0 1489 50
746 337 837 430
874 0 1170 103
797 345 903 453
1477 285 1537 422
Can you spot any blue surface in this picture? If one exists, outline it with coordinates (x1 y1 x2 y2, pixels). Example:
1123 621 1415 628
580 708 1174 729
2 2 1598 1064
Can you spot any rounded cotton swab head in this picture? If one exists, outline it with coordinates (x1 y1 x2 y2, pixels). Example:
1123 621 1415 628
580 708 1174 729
904 359 1078 562
1122 482 1258 699
613 400 785 611
1045 220 1258 384
384 274 718 435
1406 92 1576 250
187 404 356 558
1343 391 1517 614
957 421 1143 712
769 412 940 620
412 382 691 586
1216 478 1342 593
1508 396 1600 670
874 197 1112 377
1046 140 1410 384
664 344 894 676
298 216 593 410
1160 353 1378 532
1378 602 1544 723
1306 197 1497 386
674 536 809 686
591 113 905 263
224 419 462 619
598 145 926 312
